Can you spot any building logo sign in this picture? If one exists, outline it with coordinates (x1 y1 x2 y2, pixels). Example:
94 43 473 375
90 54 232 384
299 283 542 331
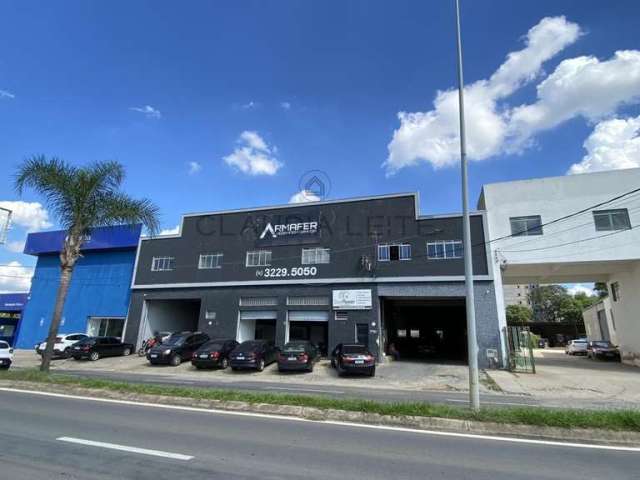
259 221 319 239
332 289 372 310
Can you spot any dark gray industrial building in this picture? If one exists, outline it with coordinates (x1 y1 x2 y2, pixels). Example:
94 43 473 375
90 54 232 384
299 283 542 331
124 193 502 366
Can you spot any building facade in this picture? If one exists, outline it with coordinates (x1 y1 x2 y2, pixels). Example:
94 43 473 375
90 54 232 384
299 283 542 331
0 293 28 346
502 284 534 307
15 225 141 349
479 168 640 366
125 193 502 367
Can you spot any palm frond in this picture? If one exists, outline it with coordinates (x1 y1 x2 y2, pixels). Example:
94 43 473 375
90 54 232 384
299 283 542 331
96 192 160 236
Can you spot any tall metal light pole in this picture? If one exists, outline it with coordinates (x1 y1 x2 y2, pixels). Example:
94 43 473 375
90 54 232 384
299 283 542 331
454 0 480 412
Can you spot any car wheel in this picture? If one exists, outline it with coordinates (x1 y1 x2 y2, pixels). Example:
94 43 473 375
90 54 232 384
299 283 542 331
170 354 182 366
0 365 9 370
231 367 238 371
257 359 265 372
64 347 72 358
89 351 99 361
220 357 229 369
368 367 376 377
122 347 131 356
330 358 336 368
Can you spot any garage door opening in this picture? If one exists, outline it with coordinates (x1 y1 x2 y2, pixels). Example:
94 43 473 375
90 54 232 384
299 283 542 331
382 298 467 363
238 310 277 343
140 299 201 345
287 311 329 355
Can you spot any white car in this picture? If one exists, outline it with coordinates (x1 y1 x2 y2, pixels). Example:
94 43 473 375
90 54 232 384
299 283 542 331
0 340 13 369
36 333 89 358
565 338 588 355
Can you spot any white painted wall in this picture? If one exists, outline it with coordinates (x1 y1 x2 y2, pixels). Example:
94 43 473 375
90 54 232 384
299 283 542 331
582 297 618 345
608 262 640 367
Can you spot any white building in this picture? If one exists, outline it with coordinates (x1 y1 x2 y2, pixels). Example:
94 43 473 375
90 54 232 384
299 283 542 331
478 168 640 367
583 297 618 346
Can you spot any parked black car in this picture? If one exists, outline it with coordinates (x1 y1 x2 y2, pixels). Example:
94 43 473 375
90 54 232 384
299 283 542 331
147 332 210 366
191 338 239 369
331 343 375 377
229 340 279 371
277 341 319 372
587 340 621 360
71 337 134 361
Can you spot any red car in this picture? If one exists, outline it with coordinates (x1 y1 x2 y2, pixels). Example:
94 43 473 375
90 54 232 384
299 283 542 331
331 343 375 377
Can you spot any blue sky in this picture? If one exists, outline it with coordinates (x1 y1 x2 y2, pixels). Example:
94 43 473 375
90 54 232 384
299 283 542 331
1 0 639 291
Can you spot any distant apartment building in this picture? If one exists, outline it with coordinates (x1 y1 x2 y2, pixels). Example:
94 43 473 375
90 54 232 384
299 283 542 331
502 284 533 307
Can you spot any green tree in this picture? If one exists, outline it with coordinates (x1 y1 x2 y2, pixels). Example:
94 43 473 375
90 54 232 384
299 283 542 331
529 285 569 322
15 156 159 372
593 282 609 298
506 304 532 325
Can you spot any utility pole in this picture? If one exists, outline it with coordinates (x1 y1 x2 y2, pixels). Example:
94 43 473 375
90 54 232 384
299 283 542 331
454 0 480 412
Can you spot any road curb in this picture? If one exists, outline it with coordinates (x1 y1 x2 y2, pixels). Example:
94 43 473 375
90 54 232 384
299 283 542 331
2 380 639 447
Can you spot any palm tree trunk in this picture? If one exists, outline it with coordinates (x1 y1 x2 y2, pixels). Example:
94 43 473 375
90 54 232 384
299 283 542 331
40 266 74 372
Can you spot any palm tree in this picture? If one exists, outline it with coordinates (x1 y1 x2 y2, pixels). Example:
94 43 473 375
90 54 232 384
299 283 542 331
15 156 160 372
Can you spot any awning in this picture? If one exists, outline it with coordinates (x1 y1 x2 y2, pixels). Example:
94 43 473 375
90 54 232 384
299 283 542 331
288 310 329 322
239 310 278 321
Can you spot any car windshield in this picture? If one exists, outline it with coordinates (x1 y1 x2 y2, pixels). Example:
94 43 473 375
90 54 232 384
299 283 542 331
75 337 96 345
202 342 224 350
343 345 366 354
593 341 612 348
163 335 187 346
237 341 263 351
0 341 9 349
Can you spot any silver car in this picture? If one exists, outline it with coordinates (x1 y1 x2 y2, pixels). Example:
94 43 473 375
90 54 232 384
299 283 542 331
565 338 588 355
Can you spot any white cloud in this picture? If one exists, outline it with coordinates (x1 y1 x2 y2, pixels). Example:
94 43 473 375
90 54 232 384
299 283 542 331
5 240 25 253
289 190 321 204
0 89 15 99
568 115 640 174
160 225 180 235
0 261 32 293
187 161 202 175
129 105 162 119
280 102 291 110
508 50 640 149
241 101 259 110
565 283 595 297
385 16 581 174
0 201 52 231
223 131 283 176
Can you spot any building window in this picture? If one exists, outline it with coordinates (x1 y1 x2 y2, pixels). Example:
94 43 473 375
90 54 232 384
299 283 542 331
593 209 631 231
426 240 463 259
611 282 621 302
510 215 543 236
245 250 272 267
301 247 330 265
198 253 223 269
239 296 278 307
151 256 175 271
335 311 348 322
377 244 411 262
287 296 329 306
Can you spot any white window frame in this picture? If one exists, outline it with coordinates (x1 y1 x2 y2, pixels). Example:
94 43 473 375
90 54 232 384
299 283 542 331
245 250 272 267
301 247 330 265
426 240 463 260
593 209 631 231
509 215 543 236
377 243 411 262
198 253 223 269
151 256 175 271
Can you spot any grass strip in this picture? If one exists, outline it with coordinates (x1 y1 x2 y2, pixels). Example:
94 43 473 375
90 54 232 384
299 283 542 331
1 368 639 432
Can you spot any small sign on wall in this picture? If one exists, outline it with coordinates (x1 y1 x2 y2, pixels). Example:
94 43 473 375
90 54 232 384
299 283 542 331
332 289 372 310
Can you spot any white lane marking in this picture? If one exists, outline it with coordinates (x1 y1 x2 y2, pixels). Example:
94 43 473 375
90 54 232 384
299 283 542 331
263 386 344 394
2 387 638 453
56 436 193 460
446 398 540 407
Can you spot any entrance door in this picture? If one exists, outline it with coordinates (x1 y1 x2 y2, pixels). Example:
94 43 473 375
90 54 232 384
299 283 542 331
238 311 278 343
87 317 125 338
356 323 369 347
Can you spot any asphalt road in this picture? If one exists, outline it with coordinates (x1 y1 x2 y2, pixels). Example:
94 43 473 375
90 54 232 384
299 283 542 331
0 388 638 479
52 368 543 408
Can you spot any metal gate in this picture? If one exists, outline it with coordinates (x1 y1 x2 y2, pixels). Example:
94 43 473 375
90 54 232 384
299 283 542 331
504 326 536 373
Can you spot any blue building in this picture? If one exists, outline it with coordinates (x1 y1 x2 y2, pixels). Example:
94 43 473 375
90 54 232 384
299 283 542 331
0 293 29 346
15 224 141 349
